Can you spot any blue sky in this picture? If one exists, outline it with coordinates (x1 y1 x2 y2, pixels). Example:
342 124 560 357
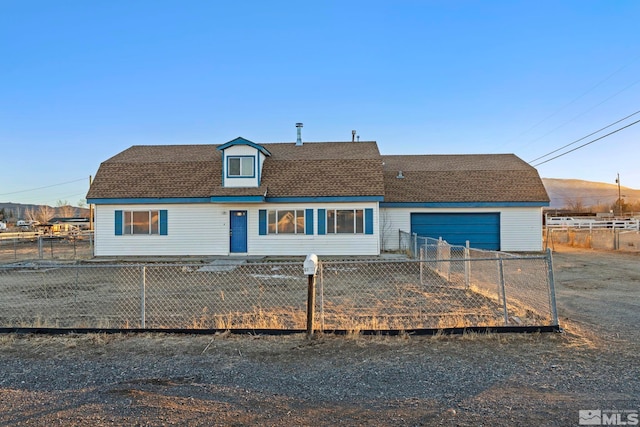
1 1 639 206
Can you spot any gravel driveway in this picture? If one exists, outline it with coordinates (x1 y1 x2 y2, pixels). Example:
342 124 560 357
1 247 639 426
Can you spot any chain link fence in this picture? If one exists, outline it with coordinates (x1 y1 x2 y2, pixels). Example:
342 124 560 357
0 231 93 263
0 244 558 332
396 231 558 327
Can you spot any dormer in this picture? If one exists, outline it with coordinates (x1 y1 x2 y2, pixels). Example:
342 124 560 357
217 137 271 188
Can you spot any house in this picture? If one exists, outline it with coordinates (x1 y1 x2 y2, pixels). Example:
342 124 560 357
86 136 549 256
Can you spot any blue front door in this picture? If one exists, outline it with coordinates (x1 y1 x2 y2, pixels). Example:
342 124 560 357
230 211 248 253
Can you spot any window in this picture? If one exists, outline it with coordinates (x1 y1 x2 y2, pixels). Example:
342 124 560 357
115 210 167 235
267 209 305 234
227 156 255 177
123 211 159 235
326 209 364 234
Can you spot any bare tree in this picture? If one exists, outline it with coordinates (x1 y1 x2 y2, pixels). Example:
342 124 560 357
565 198 585 213
56 200 76 218
35 205 55 224
24 207 37 222
379 209 394 252
591 202 611 214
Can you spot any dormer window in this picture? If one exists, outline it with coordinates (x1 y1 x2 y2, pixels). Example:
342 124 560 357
218 137 270 188
228 156 255 178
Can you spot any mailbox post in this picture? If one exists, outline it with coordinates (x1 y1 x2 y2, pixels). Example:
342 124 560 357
304 254 319 337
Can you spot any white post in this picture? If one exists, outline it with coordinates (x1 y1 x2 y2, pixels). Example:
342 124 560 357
464 240 470 289
304 254 319 337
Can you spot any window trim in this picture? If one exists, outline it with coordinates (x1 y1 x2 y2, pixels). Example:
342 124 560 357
326 209 365 234
226 155 256 178
115 210 167 236
266 209 305 235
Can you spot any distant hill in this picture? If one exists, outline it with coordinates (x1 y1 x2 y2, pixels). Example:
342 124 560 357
3 179 640 216
0 202 89 221
542 178 640 210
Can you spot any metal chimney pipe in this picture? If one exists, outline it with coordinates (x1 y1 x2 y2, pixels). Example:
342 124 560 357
352 130 356 142
296 123 303 146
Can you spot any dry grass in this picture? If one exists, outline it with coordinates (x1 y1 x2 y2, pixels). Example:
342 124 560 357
0 259 552 332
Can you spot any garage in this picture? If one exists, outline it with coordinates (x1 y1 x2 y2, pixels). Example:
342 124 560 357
410 212 501 250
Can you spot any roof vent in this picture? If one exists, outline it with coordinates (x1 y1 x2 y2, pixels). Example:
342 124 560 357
352 130 356 142
296 123 303 146
396 170 404 179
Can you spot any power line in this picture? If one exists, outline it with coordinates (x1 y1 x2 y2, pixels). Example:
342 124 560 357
519 77 640 149
515 62 638 140
529 109 640 163
0 178 87 196
532 118 640 167
497 54 640 150
44 192 89 206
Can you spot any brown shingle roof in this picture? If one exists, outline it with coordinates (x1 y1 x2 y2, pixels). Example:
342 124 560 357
87 142 385 200
381 154 549 203
87 143 548 204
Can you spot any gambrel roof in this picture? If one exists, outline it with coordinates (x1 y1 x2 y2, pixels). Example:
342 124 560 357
381 154 550 203
86 141 549 204
86 141 385 200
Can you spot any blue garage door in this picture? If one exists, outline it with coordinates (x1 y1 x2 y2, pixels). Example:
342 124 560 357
410 213 500 250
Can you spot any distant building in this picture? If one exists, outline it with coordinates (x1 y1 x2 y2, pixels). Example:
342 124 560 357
47 217 90 232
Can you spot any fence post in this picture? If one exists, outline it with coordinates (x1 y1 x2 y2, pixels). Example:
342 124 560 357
38 236 43 259
419 246 424 285
437 237 443 275
545 248 559 326
464 240 470 289
413 233 418 259
304 254 319 337
498 258 508 325
318 262 325 331
140 266 146 329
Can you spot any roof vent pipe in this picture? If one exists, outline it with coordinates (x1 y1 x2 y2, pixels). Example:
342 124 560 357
352 130 356 142
397 170 404 179
296 123 303 146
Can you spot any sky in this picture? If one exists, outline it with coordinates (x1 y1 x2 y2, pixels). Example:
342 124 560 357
1 1 639 206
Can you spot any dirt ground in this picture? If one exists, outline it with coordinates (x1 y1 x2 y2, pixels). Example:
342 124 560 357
0 246 639 426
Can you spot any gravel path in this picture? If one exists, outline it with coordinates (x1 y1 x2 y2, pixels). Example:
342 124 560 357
1 247 639 426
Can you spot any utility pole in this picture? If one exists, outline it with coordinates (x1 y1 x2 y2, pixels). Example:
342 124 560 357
616 173 622 217
89 175 94 230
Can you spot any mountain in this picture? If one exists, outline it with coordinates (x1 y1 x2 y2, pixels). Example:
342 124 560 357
0 202 89 221
542 178 640 210
3 178 639 215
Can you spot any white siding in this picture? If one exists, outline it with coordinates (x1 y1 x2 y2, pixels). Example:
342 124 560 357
94 202 380 257
221 145 261 188
380 206 544 252
94 204 230 256
249 202 379 256
500 207 544 251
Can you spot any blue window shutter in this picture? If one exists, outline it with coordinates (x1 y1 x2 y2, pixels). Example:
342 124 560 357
159 210 168 235
259 209 267 235
365 208 374 235
115 210 123 235
305 209 314 235
318 209 326 235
